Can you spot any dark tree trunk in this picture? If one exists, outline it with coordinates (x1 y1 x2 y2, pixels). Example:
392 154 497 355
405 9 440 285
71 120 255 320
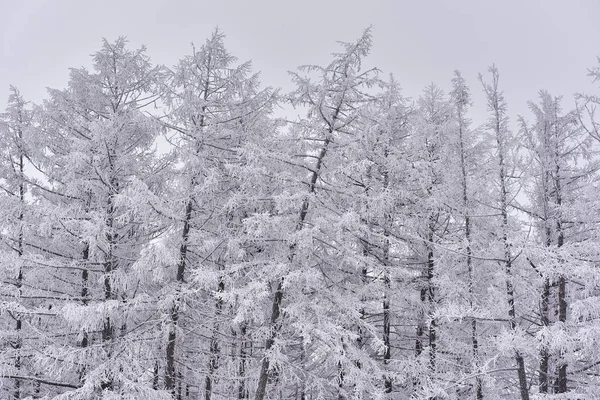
255 136 332 400
166 198 193 393
237 324 248 399
555 166 567 394
205 278 225 400
13 140 25 400
539 277 550 393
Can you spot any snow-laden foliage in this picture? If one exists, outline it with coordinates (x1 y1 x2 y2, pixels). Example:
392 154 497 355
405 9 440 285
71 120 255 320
1 30 600 400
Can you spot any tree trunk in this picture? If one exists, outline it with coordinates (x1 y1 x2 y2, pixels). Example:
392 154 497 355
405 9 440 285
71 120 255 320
255 279 284 400
539 277 550 393
489 75 529 399
484 72 529 400
255 136 332 400
555 162 567 394
427 221 436 374
13 134 25 400
382 281 392 393
101 184 119 391
166 198 193 393
237 324 248 399
205 278 225 400
457 104 483 400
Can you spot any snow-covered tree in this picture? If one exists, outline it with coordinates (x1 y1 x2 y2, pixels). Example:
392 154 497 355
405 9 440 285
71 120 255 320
30 37 168 399
479 66 530 400
0 87 36 399
158 28 276 399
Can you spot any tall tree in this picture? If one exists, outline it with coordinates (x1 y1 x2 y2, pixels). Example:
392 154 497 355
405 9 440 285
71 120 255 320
480 66 530 400
0 87 34 399
251 28 387 400
33 37 167 398
160 28 276 399
449 71 484 399
522 90 591 395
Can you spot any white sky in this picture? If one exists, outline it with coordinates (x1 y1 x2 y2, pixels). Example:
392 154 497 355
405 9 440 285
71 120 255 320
1 0 599 124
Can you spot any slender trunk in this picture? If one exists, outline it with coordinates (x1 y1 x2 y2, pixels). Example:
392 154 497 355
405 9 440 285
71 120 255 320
177 370 183 400
14 253 22 400
153 361 159 390
166 53 212 393
416 221 434 364
502 194 529 400
255 279 284 400
255 135 332 400
492 91 529 399
555 274 567 393
238 324 248 400
13 135 25 399
416 288 425 358
505 243 529 400
539 175 552 394
457 107 482 400
555 238 567 392
539 277 550 393
101 177 119 391
81 191 92 348
205 277 225 400
426 226 436 373
466 216 482 400
337 359 345 400
382 278 392 393
13 154 25 399
103 192 117 343
78 241 90 383
166 198 193 392
555 159 567 393
81 243 90 346
299 341 307 400
381 163 393 394
80 192 92 361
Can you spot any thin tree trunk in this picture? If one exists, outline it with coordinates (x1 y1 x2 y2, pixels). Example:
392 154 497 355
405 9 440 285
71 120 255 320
79 191 92 360
426 225 436 373
78 239 90 383
166 198 193 392
381 164 393 394
153 361 159 390
485 72 530 399
177 370 183 400
81 243 90 346
456 103 483 400
101 179 119 391
254 134 333 400
255 280 284 400
555 160 567 394
166 68 211 392
103 190 117 344
502 187 529 400
205 277 225 400
238 324 248 400
338 358 345 400
556 274 567 393
539 277 550 393
382 278 392 393
416 288 425 357
539 171 552 394
13 129 25 400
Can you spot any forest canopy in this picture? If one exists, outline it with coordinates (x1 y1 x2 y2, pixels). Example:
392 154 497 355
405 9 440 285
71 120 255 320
1 28 600 400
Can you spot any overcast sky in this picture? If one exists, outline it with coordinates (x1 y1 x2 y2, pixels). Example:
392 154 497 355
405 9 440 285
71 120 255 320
1 0 599 123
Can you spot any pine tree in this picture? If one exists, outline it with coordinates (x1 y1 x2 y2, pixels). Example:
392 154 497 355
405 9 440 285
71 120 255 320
480 66 530 400
160 28 276 399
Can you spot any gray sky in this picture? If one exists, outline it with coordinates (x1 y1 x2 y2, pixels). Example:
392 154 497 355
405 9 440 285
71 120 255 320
1 0 599 123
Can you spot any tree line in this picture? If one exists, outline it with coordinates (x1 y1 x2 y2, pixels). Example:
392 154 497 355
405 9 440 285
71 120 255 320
1 28 600 399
